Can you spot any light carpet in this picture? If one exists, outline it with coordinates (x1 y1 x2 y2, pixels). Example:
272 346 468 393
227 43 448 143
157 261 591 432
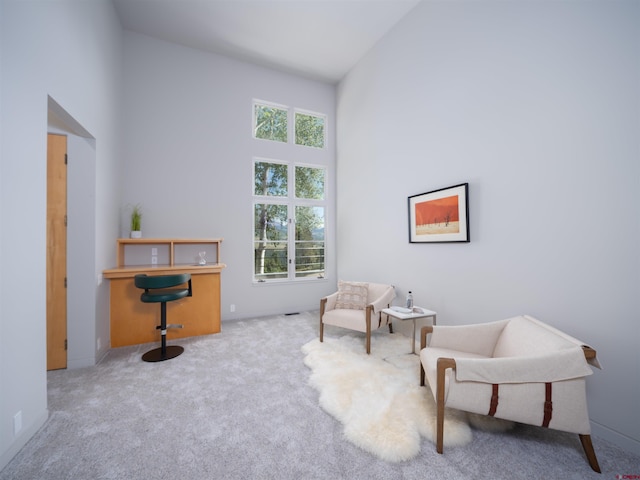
2 312 637 479
302 333 512 462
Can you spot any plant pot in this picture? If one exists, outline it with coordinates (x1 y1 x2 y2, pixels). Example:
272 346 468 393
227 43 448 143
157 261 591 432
130 231 142 239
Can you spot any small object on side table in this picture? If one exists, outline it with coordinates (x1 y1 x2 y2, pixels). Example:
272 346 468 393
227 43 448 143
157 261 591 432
382 306 437 354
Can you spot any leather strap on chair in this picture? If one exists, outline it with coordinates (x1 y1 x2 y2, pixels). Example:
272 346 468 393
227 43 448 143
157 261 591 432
488 384 499 416
488 383 553 425
542 382 553 428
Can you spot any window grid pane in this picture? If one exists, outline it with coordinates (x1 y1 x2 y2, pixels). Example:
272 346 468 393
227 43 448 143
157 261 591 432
254 103 288 143
255 161 288 197
295 206 325 278
295 166 325 200
295 112 325 148
254 203 289 278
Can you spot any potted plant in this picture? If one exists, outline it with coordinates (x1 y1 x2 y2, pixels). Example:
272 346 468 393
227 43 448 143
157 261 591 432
130 204 142 238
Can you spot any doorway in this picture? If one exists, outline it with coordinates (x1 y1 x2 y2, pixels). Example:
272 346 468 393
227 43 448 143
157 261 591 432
47 95 101 370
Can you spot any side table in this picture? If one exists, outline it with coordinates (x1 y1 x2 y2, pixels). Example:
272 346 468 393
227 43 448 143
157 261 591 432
382 306 437 354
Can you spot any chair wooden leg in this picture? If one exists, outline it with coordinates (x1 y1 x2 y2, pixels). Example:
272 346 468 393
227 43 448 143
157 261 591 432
319 299 326 343
436 374 445 453
579 434 601 473
365 306 372 354
435 358 456 454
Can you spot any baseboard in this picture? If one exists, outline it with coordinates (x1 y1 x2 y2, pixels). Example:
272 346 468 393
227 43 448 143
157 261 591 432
591 420 640 456
67 346 110 369
96 346 110 365
67 356 96 369
222 305 318 322
0 409 49 472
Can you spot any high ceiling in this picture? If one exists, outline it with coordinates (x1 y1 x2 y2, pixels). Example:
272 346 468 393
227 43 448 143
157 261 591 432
113 0 421 84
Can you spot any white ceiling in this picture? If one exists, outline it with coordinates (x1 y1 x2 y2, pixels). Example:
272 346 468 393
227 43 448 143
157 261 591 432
113 0 421 84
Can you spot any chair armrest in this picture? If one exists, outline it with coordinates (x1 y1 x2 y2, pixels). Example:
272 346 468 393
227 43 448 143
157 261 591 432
454 348 595 384
320 292 338 313
369 285 396 314
582 346 601 369
583 346 597 361
421 325 433 350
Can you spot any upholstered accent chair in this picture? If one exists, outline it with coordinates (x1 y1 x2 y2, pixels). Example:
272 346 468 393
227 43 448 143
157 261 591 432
319 281 396 354
419 315 601 472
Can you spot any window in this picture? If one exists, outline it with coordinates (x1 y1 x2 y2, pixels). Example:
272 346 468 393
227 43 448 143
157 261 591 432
253 100 326 149
295 110 326 148
252 99 328 283
254 102 288 143
254 159 326 282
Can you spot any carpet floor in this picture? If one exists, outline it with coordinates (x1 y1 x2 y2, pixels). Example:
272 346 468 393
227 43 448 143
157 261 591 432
1 311 638 480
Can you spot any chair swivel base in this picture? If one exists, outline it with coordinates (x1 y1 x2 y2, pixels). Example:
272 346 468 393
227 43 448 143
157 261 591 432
142 345 184 362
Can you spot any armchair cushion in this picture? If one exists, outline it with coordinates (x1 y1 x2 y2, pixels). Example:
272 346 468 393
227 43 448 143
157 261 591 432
428 319 509 357
335 280 369 310
322 308 370 333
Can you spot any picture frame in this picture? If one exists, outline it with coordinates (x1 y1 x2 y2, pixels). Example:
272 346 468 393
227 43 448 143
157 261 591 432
408 183 469 243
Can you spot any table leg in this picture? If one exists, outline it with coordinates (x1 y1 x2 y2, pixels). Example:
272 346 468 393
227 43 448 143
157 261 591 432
411 318 416 354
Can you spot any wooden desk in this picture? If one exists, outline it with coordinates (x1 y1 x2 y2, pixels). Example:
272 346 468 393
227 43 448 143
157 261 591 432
103 264 225 347
103 238 225 348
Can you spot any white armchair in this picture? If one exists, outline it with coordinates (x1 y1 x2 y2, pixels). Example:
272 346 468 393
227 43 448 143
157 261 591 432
319 281 396 354
419 315 601 472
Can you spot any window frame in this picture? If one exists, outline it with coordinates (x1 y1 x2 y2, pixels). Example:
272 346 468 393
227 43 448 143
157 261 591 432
252 158 327 284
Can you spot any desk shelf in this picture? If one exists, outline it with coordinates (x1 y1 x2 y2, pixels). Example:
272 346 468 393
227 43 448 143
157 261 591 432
115 238 222 268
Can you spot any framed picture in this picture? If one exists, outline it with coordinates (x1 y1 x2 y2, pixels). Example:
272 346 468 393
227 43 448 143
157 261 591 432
408 183 469 243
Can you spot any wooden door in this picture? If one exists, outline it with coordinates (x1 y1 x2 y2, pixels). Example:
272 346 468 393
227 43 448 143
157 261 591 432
47 134 67 370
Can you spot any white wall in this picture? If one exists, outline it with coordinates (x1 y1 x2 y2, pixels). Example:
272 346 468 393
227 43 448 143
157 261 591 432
66 133 99 367
120 31 337 319
337 0 640 454
0 0 122 469
0 0 6 467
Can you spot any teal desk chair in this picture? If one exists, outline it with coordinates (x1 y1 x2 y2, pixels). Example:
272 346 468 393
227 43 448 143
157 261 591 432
134 273 192 362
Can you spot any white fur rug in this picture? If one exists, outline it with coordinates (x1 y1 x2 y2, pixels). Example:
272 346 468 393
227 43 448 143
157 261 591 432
302 333 511 462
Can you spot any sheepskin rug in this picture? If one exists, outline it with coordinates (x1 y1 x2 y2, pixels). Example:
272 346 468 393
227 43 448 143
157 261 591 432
302 333 511 462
